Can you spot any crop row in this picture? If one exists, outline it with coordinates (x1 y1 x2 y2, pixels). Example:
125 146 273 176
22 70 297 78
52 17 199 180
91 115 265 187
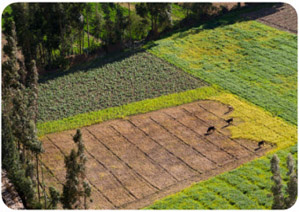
38 51 206 122
146 144 297 209
147 20 297 125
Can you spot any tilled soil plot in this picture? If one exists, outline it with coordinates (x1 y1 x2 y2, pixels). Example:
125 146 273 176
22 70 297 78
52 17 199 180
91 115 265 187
243 3 297 34
41 100 272 209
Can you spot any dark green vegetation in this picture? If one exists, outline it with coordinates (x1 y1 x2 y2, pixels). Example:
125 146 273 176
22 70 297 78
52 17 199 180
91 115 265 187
61 129 91 209
2 21 45 208
148 20 297 125
38 51 207 122
146 145 297 209
270 153 297 209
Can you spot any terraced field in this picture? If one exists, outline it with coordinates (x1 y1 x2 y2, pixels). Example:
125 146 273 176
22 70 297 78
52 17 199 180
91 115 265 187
148 20 297 125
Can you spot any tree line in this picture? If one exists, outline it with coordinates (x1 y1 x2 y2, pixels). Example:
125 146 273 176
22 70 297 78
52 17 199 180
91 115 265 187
2 19 91 209
2 3 248 71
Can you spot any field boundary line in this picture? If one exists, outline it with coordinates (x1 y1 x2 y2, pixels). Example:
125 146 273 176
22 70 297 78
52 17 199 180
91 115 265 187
109 125 180 182
149 116 218 167
66 133 138 201
163 110 242 160
85 127 160 191
45 136 117 207
127 119 201 175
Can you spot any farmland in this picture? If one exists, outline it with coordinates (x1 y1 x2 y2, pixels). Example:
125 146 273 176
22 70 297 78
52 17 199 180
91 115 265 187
148 20 297 125
3 2 297 210
37 51 206 122
35 9 297 210
39 87 297 209
146 144 297 209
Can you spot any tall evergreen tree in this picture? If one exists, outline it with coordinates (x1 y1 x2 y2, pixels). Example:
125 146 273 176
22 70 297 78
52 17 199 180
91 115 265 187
271 154 284 209
285 154 297 208
61 129 91 209
48 187 60 209
270 154 297 209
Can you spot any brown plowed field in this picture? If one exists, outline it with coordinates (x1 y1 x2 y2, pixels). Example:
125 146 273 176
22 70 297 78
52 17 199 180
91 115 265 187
243 3 297 34
40 100 272 209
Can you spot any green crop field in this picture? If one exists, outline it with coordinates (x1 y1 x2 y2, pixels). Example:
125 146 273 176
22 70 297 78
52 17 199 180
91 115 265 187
38 51 206 122
146 144 297 209
147 20 297 125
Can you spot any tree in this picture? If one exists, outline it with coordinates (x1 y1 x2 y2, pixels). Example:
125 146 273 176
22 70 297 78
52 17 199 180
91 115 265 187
115 4 128 45
2 114 19 170
271 154 284 209
270 154 297 209
83 181 91 209
85 4 92 53
136 3 172 38
91 4 102 40
48 186 60 209
190 3 216 20
102 3 115 47
61 129 91 209
285 154 297 208
2 15 44 208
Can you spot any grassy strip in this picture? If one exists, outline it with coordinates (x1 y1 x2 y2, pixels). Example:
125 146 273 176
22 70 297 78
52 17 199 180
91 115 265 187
37 85 221 137
147 20 297 125
145 145 297 209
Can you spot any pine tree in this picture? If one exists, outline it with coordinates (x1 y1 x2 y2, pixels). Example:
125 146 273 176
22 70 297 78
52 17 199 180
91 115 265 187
285 154 297 208
83 181 91 209
270 154 298 209
61 149 80 209
2 114 19 170
61 129 91 209
2 15 43 208
271 154 284 209
48 186 60 209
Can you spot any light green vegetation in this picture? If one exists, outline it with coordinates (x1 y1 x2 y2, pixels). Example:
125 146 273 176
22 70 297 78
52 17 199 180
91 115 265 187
171 4 187 23
146 144 297 209
37 51 207 123
147 20 297 125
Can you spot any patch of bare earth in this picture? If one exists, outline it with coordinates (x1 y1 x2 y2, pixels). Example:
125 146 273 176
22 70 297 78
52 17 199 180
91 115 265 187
243 3 297 34
40 100 272 209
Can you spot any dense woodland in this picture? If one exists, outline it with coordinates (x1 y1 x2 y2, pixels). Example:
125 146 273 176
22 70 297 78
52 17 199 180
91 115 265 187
2 3 248 72
2 2 295 210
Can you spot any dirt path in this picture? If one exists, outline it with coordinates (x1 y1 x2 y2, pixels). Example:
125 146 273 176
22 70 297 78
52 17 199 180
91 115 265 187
243 3 297 34
41 100 272 209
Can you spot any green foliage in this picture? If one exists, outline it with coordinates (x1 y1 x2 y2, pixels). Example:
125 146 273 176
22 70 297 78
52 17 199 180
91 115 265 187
147 19 297 125
136 3 172 36
48 187 60 209
2 17 43 209
37 85 220 136
146 145 297 209
61 149 80 209
271 154 298 209
37 51 206 122
270 155 284 209
171 4 187 23
61 129 90 209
